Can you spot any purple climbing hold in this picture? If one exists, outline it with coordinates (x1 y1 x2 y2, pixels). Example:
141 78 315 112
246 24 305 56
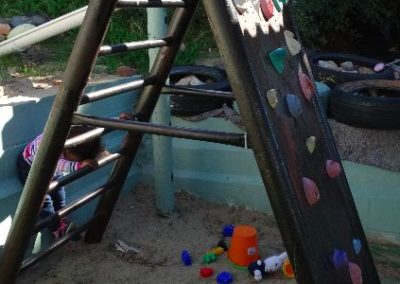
332 249 348 270
352 239 362 255
269 47 287 74
286 94 302 118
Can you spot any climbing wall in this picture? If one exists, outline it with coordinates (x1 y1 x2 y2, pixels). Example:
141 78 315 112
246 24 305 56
202 0 380 283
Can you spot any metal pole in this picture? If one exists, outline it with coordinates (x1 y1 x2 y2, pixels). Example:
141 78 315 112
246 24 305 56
84 0 199 243
147 7 175 214
0 0 118 282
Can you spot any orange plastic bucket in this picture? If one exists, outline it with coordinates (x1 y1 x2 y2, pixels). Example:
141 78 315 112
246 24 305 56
228 225 259 267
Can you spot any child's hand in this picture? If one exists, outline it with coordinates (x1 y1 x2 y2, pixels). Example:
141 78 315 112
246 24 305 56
119 112 133 120
80 159 98 168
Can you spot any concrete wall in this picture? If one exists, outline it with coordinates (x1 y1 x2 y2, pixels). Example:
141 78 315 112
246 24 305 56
0 77 142 254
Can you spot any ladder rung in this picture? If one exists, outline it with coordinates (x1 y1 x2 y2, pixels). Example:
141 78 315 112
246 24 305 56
80 76 156 105
116 0 187 8
48 153 121 194
21 213 100 272
162 85 235 100
99 38 172 56
72 113 246 147
35 182 112 233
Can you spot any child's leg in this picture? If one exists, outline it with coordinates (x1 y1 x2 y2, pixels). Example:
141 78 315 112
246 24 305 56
39 194 58 232
50 187 66 212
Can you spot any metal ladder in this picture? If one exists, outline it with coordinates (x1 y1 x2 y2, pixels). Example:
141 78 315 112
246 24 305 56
0 0 380 283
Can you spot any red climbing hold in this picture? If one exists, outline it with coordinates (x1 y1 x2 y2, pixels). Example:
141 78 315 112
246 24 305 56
200 267 214 278
260 0 275 20
298 71 315 101
326 160 342 179
349 262 363 284
302 177 320 206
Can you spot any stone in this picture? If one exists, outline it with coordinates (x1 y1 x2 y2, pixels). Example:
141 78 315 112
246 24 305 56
30 15 48 26
7 24 36 39
358 67 374 74
318 60 338 70
0 17 8 24
302 177 320 206
266 89 279 108
306 136 316 154
0 34 6 42
325 160 341 178
298 71 314 101
260 0 275 20
349 262 362 284
0 23 11 35
374 62 385 72
284 30 301 56
115 65 136 77
286 94 302 118
340 61 354 71
10 16 31 28
269 47 287 74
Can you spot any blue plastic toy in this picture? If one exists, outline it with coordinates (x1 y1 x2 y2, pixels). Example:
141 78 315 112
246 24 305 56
222 224 235 237
216 271 233 284
181 250 192 266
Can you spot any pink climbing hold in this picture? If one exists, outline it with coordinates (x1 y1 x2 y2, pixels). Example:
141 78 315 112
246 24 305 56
260 0 275 20
302 177 320 206
326 160 342 179
374 62 385 73
349 262 363 284
298 71 315 101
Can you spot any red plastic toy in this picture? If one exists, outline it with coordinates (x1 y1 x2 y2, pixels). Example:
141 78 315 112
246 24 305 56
200 267 214 278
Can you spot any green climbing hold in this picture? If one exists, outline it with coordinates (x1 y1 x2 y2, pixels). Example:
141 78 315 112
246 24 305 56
272 0 283 12
269 48 287 74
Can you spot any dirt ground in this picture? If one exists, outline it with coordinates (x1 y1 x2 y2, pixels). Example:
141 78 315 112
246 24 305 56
16 185 400 284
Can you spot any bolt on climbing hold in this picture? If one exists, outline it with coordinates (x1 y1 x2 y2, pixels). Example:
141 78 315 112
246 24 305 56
260 0 275 20
352 239 362 255
306 136 316 154
269 47 287 74
298 71 315 101
302 177 320 206
284 30 301 56
326 160 342 179
286 94 302 118
266 89 279 108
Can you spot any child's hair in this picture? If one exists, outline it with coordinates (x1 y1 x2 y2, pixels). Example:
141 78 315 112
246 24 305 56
66 125 105 160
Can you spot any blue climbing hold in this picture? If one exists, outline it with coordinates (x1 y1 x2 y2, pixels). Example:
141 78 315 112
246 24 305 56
332 249 348 270
269 47 287 74
223 224 235 237
352 239 362 255
181 250 192 266
286 94 302 118
216 271 233 284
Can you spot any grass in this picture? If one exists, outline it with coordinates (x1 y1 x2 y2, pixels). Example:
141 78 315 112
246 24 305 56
0 1 217 81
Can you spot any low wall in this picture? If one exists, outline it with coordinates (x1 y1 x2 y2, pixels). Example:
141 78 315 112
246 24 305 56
0 77 142 254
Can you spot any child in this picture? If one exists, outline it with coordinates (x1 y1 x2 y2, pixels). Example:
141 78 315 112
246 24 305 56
16 125 107 239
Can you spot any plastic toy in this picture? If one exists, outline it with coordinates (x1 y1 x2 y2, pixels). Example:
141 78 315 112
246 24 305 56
203 252 217 264
254 269 263 282
218 239 228 251
200 267 214 278
228 225 259 267
248 259 266 281
264 252 288 273
223 224 235 237
181 250 192 266
216 271 233 284
282 259 295 278
211 247 225 256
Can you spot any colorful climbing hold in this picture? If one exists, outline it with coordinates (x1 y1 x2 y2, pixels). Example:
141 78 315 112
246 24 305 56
286 94 302 118
302 177 320 206
282 259 295 278
272 0 283 12
266 89 279 108
352 239 362 255
298 71 315 101
269 47 287 74
233 0 251 14
216 271 234 284
200 267 214 278
260 0 275 20
181 250 192 266
326 160 342 179
332 249 348 270
203 252 217 264
306 136 316 154
284 30 301 56
349 262 363 284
